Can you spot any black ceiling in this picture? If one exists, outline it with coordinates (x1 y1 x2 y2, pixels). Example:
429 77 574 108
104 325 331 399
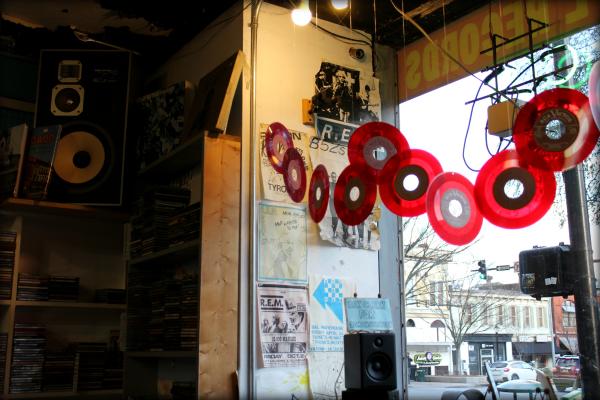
0 0 489 65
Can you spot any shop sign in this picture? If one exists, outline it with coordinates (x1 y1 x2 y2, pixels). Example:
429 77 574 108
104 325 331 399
519 335 535 342
344 298 393 332
536 335 552 342
481 344 495 349
414 351 442 365
397 0 600 102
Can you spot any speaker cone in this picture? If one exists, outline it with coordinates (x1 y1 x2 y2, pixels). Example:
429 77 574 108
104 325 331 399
51 84 84 116
366 352 393 381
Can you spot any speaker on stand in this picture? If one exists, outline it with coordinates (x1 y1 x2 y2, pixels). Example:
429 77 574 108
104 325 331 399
343 332 399 400
34 49 131 205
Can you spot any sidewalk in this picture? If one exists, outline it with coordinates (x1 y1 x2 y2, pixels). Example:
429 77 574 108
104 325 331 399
413 375 488 385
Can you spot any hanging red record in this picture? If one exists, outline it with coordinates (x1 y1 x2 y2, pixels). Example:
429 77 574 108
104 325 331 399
282 147 306 203
348 121 410 182
474 150 556 229
334 164 377 226
513 88 600 172
308 164 330 223
379 149 443 217
265 122 294 173
589 60 600 130
426 172 482 246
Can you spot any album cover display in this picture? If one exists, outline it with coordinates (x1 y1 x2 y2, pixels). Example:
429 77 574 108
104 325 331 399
20 125 61 200
0 123 28 198
0 231 16 300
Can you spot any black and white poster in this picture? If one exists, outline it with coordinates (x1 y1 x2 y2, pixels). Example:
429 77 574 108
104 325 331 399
312 62 380 124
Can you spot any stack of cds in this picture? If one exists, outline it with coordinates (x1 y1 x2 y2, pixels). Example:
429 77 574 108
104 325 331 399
168 202 201 246
0 333 7 393
0 231 16 300
126 270 156 351
129 186 191 258
148 281 166 351
48 275 79 302
10 324 46 393
164 279 182 350
17 273 49 301
72 343 107 391
180 275 198 350
171 381 196 400
42 351 75 391
104 330 123 389
94 288 126 304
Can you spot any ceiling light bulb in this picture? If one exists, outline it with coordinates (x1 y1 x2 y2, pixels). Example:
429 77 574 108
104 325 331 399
291 2 312 26
331 0 349 10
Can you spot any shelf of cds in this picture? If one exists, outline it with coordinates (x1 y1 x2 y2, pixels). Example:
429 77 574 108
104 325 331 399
123 133 241 399
0 204 126 398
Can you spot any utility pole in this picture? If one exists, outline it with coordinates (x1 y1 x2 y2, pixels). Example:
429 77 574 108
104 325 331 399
563 165 600 399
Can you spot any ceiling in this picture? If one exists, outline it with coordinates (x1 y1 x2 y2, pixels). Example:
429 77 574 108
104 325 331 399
0 0 489 64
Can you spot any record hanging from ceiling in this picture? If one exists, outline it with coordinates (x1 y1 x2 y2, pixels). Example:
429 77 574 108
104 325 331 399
474 149 556 229
334 163 377 226
589 60 600 130
282 147 307 203
513 88 600 172
308 164 330 223
426 172 482 246
348 121 410 182
379 149 443 217
265 122 295 173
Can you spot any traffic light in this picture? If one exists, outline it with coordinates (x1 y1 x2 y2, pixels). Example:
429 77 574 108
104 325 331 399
478 260 487 280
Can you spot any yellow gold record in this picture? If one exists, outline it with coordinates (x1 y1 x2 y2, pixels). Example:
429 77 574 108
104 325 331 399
54 131 106 184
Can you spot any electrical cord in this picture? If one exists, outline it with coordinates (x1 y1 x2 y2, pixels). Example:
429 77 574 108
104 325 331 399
309 21 372 46
462 78 486 172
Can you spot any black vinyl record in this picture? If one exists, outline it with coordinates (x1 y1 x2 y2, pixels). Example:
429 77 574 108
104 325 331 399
308 164 330 223
426 172 482 246
333 163 377 226
379 149 443 217
474 149 556 229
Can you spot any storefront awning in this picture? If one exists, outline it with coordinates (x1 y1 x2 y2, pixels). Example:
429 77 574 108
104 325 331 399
558 336 579 354
512 342 552 355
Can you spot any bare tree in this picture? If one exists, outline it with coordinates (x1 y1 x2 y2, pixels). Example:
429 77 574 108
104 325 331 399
403 216 474 306
429 273 504 375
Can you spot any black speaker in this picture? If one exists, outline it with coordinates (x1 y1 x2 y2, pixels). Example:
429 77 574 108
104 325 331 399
344 333 397 390
35 49 131 205
519 244 574 300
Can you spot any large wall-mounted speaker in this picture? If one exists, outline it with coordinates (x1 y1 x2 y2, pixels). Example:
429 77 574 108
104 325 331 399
344 333 397 391
35 49 131 205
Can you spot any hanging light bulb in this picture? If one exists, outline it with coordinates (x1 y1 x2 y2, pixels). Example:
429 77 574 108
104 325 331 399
331 0 349 10
291 0 312 26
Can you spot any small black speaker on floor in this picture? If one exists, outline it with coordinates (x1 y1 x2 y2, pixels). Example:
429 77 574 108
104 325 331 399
344 332 397 391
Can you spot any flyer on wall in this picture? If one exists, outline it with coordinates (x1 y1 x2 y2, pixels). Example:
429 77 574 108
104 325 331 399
257 284 309 368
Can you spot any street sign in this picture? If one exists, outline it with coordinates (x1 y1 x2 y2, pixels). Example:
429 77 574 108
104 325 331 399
495 265 511 271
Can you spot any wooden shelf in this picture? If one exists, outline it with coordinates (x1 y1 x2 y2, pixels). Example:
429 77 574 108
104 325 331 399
4 389 122 399
1 299 11 306
129 239 199 266
126 350 196 358
0 198 128 221
14 301 126 310
137 133 203 178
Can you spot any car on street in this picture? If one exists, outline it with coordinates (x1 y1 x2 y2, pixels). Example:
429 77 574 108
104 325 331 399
488 360 538 382
553 355 580 379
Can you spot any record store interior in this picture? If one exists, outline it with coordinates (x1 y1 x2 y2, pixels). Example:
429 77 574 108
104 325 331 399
1 1 599 400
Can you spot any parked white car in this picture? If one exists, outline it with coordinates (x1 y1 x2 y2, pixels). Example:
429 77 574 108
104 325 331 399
488 360 538 382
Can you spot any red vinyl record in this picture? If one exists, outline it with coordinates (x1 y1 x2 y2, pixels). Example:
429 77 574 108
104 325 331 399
265 122 294 173
513 88 600 172
426 172 482 246
379 149 443 217
308 164 330 223
282 147 306 203
334 164 377 226
589 60 600 130
475 150 556 229
348 121 410 182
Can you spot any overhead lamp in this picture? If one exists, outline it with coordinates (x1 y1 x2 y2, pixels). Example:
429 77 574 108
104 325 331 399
291 1 312 26
331 0 349 10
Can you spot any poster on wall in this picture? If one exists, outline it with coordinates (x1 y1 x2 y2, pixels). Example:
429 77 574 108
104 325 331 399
309 118 381 250
257 285 309 368
258 201 307 283
307 275 355 398
259 123 312 202
312 61 381 124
